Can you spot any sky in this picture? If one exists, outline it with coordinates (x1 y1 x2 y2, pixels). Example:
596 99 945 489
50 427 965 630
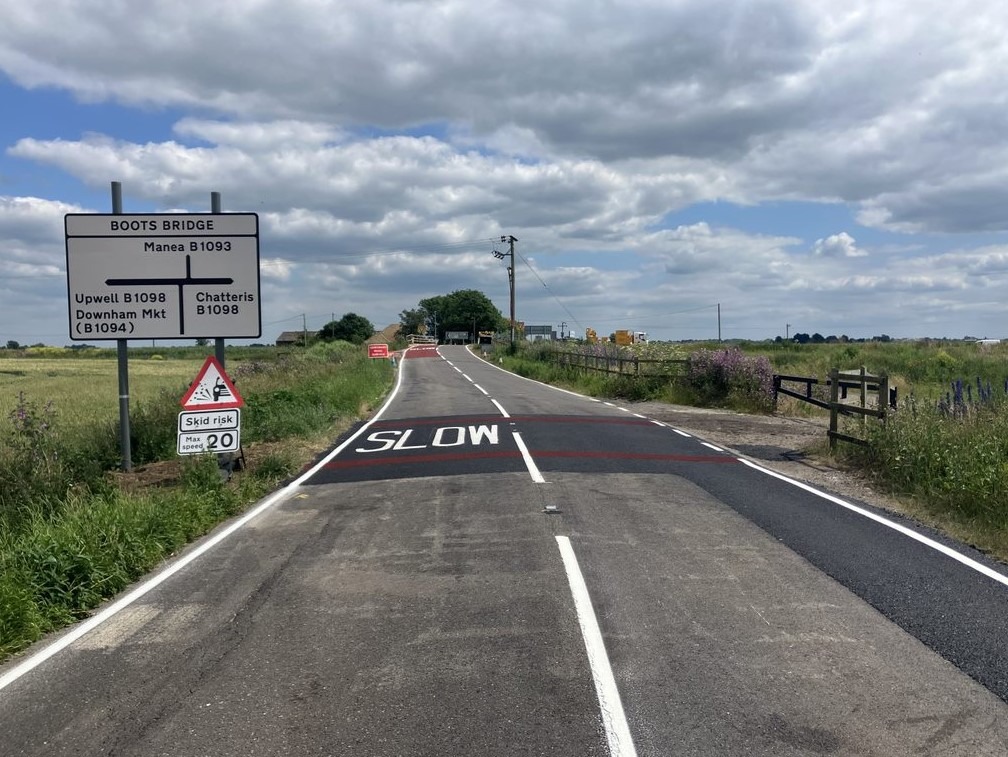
3 0 1008 346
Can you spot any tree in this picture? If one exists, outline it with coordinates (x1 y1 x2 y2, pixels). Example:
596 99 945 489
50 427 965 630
318 313 375 344
195 338 209 347
417 290 505 342
398 308 428 337
5 340 20 350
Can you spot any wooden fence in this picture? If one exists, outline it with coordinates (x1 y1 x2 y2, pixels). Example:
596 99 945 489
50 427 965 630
549 350 687 379
774 368 895 449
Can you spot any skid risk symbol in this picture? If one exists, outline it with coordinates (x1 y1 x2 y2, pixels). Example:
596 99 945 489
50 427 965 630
105 254 233 336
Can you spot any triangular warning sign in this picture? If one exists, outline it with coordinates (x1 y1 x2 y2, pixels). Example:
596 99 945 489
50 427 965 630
180 356 244 410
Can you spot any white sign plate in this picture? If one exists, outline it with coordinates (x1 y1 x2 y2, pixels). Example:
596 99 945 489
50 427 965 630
177 409 241 455
178 409 240 433
65 213 261 340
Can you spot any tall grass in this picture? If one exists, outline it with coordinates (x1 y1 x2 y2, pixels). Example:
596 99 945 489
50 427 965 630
501 341 775 412
0 342 393 660
850 388 1008 543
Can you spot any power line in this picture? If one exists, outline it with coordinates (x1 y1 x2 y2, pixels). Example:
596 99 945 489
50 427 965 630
513 248 585 334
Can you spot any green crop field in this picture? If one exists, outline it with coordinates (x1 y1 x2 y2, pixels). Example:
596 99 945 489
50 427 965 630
0 356 205 433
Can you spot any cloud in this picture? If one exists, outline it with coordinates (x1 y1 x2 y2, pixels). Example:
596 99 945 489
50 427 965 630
811 232 864 258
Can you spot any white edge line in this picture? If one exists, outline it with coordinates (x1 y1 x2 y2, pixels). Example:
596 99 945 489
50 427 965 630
512 431 546 483
491 398 510 418
0 345 413 693
632 413 646 419
650 420 666 427
737 457 1008 588
473 384 489 396
673 429 691 437
555 536 637 757
701 442 723 452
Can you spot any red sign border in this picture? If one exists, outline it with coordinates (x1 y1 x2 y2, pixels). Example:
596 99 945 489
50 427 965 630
180 356 244 410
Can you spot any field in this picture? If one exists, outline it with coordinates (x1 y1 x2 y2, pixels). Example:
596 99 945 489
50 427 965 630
0 356 205 433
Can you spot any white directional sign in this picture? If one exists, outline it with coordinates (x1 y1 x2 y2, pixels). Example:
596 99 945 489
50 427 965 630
177 409 241 455
65 213 260 340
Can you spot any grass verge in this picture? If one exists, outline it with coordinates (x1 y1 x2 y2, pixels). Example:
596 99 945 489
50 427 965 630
0 341 393 662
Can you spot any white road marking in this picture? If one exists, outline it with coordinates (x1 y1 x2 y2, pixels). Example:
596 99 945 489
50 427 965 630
512 431 546 483
650 420 666 427
673 429 692 438
603 402 615 407
473 384 489 396
616 406 630 413
738 458 1008 588
474 350 603 401
0 344 415 693
631 413 645 419
556 536 637 757
702 442 723 452
491 399 510 418
463 374 474 383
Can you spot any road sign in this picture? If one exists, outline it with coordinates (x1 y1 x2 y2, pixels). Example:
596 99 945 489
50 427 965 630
65 213 261 340
177 410 241 455
181 356 244 410
368 343 390 358
178 409 240 433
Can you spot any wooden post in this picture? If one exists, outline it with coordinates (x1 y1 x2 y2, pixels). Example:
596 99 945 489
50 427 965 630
860 365 867 430
829 368 840 451
879 373 889 423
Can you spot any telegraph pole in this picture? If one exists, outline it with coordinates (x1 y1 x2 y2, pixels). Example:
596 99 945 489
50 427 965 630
503 235 517 351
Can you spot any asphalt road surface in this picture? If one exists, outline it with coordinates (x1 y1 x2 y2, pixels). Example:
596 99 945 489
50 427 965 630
2 344 1007 756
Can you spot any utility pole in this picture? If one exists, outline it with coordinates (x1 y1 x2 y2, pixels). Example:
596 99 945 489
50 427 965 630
786 323 790 341
303 313 308 346
500 235 517 351
560 321 567 340
211 191 226 370
717 303 721 343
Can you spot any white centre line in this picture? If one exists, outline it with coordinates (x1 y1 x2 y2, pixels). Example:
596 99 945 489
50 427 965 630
673 429 692 438
556 536 637 757
473 383 489 396
491 399 510 418
512 431 546 483
701 442 723 452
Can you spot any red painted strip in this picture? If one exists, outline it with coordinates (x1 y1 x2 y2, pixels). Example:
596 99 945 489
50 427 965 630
368 415 653 428
532 450 735 463
322 448 735 469
324 450 520 469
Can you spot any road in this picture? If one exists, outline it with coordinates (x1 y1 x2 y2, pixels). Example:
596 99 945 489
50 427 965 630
2 344 1007 755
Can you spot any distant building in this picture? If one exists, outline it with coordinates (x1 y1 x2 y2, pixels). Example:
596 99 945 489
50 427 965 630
276 330 306 347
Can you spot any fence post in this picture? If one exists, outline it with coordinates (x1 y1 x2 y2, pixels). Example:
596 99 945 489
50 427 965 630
860 365 867 430
879 373 889 423
829 368 840 451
